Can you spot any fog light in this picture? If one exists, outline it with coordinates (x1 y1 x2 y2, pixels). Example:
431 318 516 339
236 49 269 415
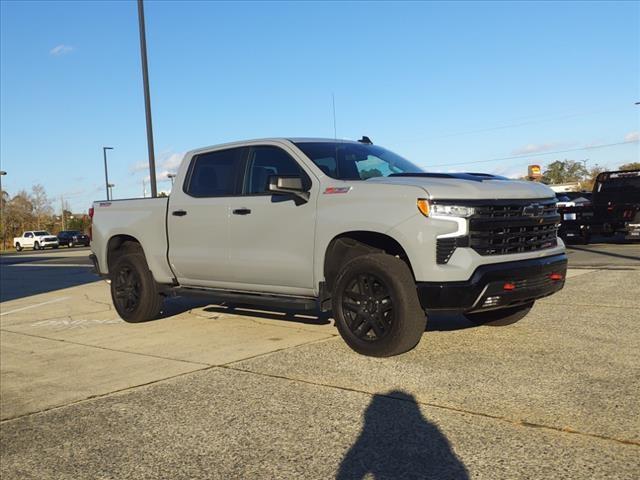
482 296 501 307
503 282 516 291
549 273 563 281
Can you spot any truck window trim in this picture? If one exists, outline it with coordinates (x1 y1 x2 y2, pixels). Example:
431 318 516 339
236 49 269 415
240 145 312 197
182 147 248 198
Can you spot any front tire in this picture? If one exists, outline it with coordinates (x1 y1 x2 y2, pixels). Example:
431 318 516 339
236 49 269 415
464 301 534 326
332 253 426 357
68 241 73 248
110 244 163 323
33 242 40 251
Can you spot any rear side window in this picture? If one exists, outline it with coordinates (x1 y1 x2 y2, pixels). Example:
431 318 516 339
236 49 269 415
244 146 308 194
185 148 243 197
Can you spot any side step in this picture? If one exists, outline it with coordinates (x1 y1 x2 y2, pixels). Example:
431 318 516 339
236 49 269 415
174 287 319 311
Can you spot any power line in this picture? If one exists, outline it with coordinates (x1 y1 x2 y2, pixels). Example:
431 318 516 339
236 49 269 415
427 140 638 168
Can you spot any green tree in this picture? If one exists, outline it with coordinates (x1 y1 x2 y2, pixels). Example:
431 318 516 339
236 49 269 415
542 160 588 185
619 162 640 171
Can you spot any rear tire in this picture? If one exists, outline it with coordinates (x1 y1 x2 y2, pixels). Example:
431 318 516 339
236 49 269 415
110 243 163 323
332 253 425 357
464 301 534 326
15 243 22 252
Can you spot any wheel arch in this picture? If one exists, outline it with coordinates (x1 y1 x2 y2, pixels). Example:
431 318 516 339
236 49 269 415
106 234 145 273
323 231 414 292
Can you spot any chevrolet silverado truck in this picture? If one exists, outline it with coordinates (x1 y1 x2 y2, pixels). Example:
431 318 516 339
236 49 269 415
90 137 567 357
14 230 59 251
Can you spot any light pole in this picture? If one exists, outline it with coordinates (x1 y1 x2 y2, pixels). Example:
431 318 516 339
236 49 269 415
108 183 115 200
0 170 6 250
167 173 176 185
103 147 114 200
138 0 157 198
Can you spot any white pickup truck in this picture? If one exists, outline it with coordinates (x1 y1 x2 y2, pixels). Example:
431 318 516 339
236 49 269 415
14 231 59 251
90 137 567 356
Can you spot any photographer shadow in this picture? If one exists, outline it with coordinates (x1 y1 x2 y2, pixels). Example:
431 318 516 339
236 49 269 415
337 391 469 480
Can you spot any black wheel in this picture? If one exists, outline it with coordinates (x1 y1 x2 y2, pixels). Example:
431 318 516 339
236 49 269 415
53 245 59 249
15 243 22 252
332 253 425 357
33 241 40 250
110 243 163 323
464 301 534 326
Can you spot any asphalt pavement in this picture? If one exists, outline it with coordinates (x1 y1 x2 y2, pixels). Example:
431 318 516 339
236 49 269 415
0 243 638 479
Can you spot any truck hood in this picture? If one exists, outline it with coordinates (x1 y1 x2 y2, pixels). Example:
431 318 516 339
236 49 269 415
366 173 556 200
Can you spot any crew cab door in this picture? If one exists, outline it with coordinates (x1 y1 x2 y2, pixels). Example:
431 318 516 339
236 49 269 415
22 232 34 247
226 144 317 295
167 146 246 286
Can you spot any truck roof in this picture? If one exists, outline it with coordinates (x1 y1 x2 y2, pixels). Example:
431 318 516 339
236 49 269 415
186 137 363 157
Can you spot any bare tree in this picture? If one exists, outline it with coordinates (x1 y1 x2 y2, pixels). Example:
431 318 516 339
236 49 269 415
30 184 52 229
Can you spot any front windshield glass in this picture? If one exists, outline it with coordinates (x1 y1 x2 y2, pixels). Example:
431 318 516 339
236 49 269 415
294 142 425 180
34 231 50 236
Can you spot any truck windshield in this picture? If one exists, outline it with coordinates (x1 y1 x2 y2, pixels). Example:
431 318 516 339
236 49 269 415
294 141 425 180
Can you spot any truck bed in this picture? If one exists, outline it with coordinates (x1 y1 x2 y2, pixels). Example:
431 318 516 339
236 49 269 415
91 197 175 284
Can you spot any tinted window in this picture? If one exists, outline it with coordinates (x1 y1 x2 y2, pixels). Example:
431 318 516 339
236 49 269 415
294 142 424 180
34 231 49 236
25 232 33 238
186 148 243 197
245 146 307 194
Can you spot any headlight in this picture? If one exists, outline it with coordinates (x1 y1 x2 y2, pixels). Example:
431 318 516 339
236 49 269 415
417 199 475 218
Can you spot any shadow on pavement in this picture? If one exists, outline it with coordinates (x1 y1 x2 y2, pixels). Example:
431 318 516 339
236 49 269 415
337 391 469 480
566 245 640 261
0 265 100 302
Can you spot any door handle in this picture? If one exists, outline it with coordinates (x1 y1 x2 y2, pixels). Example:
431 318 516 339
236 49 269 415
172 210 187 216
232 208 252 215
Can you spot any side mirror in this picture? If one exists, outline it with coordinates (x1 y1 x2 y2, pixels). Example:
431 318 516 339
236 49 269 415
268 175 310 202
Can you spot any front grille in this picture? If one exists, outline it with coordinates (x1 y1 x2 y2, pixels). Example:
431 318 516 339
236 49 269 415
468 200 559 256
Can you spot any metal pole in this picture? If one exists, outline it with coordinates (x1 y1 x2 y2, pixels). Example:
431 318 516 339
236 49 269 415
138 0 157 198
0 170 6 250
103 147 110 200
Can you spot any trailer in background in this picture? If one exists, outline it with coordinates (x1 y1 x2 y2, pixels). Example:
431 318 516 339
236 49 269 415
558 169 640 243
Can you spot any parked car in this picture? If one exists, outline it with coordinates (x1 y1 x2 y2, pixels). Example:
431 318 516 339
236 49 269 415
13 231 59 251
90 137 567 357
57 230 90 248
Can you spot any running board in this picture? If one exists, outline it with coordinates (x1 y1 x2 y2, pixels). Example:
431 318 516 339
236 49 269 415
174 286 319 311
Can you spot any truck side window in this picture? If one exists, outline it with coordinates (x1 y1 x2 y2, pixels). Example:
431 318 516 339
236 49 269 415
185 148 243 197
245 146 308 194
25 232 32 238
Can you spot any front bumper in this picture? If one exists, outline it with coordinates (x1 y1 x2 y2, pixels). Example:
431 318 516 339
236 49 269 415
417 253 567 313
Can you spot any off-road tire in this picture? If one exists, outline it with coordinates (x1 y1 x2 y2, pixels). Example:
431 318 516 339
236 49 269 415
332 253 426 357
464 301 534 326
110 243 163 323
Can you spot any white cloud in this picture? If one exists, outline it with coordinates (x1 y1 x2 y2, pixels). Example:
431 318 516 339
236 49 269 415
130 161 149 173
131 152 184 176
511 142 565 156
49 44 74 56
624 131 640 142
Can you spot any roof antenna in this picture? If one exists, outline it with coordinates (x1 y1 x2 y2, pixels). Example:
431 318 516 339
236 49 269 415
332 92 338 141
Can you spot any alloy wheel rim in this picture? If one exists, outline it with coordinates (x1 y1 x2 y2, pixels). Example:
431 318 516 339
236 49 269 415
341 273 394 342
114 265 141 313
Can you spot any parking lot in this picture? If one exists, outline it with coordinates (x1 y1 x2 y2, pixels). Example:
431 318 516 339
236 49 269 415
1 243 639 479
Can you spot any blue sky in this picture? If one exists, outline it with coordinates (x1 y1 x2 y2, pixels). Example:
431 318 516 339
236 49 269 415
1 0 638 212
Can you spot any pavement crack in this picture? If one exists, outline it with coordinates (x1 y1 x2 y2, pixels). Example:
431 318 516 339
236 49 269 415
0 328 210 367
220 365 640 448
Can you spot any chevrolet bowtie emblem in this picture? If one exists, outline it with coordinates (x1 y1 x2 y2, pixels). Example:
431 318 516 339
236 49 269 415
523 203 544 217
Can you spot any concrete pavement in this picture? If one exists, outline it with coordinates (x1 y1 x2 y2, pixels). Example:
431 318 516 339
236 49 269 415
1 246 639 478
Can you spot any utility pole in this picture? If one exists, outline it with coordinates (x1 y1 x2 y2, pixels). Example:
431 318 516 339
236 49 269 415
60 195 65 231
103 146 113 200
138 0 157 197
142 178 147 198
0 170 6 250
